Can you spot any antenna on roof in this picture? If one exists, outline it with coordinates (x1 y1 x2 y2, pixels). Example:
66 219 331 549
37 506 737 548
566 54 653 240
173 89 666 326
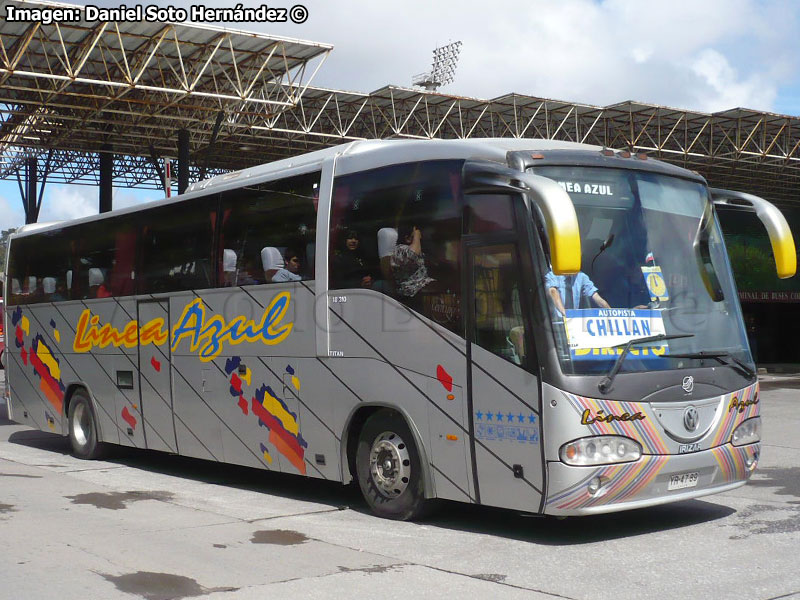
412 41 462 91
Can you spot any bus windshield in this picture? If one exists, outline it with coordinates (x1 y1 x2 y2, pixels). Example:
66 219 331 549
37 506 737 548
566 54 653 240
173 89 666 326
531 165 752 376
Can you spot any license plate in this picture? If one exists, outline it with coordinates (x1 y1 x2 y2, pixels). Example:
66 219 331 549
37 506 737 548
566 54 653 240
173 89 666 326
668 472 699 491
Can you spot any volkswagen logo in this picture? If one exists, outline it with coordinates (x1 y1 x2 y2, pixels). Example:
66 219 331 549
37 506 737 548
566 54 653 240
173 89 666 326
682 375 694 393
684 406 700 432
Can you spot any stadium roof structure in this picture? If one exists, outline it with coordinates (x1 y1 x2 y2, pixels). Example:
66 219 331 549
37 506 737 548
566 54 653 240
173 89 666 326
252 87 800 206
1 0 800 210
0 0 332 197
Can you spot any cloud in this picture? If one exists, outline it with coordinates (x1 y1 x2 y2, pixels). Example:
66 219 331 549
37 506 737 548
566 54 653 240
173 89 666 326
221 0 800 114
690 49 776 113
0 186 25 233
0 181 161 233
3 0 798 230
111 188 162 211
74 0 800 113
37 184 97 223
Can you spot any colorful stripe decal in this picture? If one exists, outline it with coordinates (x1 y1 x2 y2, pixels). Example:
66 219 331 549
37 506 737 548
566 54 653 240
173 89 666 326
564 393 668 454
712 383 760 446
711 444 757 482
547 455 669 510
251 384 308 474
550 383 759 511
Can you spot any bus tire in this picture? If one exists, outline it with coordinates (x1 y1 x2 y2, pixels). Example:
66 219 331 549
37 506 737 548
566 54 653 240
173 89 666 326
356 409 427 521
67 390 106 460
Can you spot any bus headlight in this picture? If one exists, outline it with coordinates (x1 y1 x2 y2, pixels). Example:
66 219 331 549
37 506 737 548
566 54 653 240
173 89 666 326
559 436 642 466
732 417 761 446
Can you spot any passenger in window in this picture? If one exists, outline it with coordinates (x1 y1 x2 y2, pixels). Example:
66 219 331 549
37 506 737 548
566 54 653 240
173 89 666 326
222 249 238 287
88 268 112 298
545 270 609 317
237 254 264 286
42 277 65 302
376 228 398 293
391 224 435 301
272 248 303 282
508 325 526 365
333 229 373 289
261 247 284 282
55 280 69 301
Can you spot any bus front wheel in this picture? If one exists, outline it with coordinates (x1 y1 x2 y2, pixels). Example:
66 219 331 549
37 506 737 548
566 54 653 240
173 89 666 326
68 390 106 460
356 409 427 520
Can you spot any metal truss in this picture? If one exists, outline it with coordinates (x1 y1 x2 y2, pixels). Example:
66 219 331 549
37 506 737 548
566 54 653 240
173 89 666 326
295 89 800 204
1 1 799 205
0 0 331 186
191 87 800 204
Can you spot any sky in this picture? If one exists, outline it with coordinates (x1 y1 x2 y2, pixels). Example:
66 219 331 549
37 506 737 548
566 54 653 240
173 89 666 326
2 0 800 234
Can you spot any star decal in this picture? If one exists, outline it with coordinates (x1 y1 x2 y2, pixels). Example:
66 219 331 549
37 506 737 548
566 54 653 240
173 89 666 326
476 411 483 421
528 414 536 424
496 413 503 422
486 412 493 421
507 412 514 422
518 413 525 423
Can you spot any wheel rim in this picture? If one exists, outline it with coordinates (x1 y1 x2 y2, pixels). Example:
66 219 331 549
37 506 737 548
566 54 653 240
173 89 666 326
369 431 411 498
72 402 91 448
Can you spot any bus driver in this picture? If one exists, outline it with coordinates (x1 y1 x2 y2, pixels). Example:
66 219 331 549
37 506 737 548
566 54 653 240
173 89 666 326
546 269 610 317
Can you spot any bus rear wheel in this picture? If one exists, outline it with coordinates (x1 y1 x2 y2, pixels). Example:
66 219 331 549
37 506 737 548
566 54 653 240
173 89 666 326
356 409 427 520
68 390 106 460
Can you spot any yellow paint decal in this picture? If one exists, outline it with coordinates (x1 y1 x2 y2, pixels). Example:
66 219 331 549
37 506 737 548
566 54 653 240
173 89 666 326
171 292 293 362
72 292 293 361
35 341 61 381
260 386 300 436
73 310 166 352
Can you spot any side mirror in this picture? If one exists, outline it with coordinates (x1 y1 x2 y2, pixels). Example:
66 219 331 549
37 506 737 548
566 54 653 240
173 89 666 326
710 188 797 279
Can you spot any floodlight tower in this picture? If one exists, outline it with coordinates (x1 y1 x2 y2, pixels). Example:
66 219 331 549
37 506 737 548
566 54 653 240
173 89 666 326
412 41 463 91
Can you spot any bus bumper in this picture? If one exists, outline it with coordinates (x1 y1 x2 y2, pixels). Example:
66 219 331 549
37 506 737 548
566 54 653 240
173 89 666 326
544 442 759 516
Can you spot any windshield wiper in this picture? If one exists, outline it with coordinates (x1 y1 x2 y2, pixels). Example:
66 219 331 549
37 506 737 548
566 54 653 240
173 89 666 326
665 350 756 380
598 333 695 394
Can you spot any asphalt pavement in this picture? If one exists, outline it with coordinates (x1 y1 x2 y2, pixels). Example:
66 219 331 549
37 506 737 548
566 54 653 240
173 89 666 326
1 368 799 600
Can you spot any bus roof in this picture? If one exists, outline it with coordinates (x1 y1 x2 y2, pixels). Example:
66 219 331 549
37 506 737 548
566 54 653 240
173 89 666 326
9 138 700 239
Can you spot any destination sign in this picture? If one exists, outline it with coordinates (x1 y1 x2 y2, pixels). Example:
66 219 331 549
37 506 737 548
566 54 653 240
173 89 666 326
564 308 668 361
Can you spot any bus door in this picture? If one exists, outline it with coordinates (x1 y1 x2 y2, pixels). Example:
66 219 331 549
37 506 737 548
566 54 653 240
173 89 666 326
136 299 178 453
465 238 545 513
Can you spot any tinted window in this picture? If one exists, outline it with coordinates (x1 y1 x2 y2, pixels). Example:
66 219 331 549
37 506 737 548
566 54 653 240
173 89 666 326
139 196 218 294
466 194 515 233
219 172 319 286
8 229 74 304
329 160 463 333
471 244 529 367
72 220 137 300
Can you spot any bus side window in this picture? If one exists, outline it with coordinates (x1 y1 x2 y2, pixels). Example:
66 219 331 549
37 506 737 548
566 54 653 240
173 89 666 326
73 220 137 299
219 172 319 286
472 245 528 367
329 160 463 333
8 230 73 304
466 194 516 233
138 196 217 294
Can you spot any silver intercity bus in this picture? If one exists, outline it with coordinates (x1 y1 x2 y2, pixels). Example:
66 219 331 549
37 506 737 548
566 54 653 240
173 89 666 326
4 139 795 520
